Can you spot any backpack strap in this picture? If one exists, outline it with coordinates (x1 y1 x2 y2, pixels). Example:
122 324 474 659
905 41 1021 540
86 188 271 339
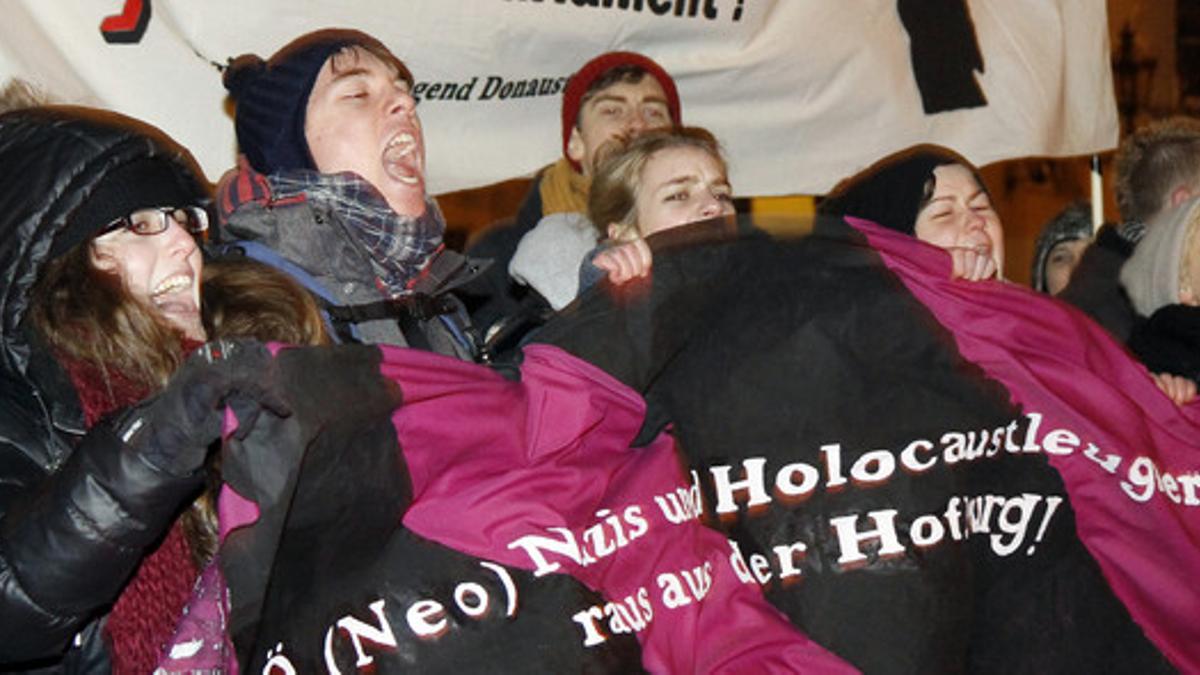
216 240 364 343
320 294 458 323
320 294 460 351
216 240 461 349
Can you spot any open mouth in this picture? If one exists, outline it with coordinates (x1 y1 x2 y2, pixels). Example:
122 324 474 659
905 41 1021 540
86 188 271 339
383 131 423 186
152 274 192 297
150 273 198 314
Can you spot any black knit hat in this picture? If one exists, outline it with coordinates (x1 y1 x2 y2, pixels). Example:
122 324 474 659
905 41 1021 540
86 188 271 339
820 145 975 235
223 29 413 176
50 157 205 258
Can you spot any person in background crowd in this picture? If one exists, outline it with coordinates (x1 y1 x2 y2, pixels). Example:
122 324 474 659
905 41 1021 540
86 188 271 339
579 126 736 287
1060 116 1200 341
819 144 1004 281
1121 194 1200 404
220 29 486 359
463 51 682 344
0 106 285 674
1031 201 1093 295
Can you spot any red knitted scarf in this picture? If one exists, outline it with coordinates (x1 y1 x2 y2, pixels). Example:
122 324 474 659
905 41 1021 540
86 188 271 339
63 349 201 675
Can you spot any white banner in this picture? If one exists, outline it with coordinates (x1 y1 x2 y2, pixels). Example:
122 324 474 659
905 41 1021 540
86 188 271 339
0 0 1117 196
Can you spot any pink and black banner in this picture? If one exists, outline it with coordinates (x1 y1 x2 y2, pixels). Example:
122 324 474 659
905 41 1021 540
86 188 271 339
190 216 1199 672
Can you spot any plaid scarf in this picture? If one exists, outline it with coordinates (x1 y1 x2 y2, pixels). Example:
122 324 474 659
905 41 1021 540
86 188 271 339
269 170 446 296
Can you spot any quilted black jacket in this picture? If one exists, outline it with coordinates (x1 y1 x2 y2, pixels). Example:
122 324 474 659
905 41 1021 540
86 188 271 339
0 107 206 672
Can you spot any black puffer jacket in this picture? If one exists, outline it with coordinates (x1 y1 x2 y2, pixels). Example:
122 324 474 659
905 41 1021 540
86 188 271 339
0 108 207 672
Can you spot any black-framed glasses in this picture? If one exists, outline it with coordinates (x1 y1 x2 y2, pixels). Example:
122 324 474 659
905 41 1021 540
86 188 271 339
99 206 209 237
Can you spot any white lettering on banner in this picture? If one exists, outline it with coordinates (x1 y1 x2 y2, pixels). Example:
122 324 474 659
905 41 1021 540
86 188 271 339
990 495 1041 557
405 600 448 639
822 444 847 488
850 449 895 486
830 510 906 567
262 644 297 675
727 538 806 585
899 439 937 472
653 471 705 524
704 412 1200 515
658 562 714 608
507 505 650 576
1084 443 1123 474
479 561 519 616
731 492 1068 586
258 405 1194 661
570 561 718 648
1042 428 1080 455
496 408 1197 646
571 606 608 647
748 552 773 585
571 586 655 647
1122 456 1200 505
710 457 771 514
775 460 821 502
332 600 397 668
909 514 946 547
770 540 807 581
297 562 519 671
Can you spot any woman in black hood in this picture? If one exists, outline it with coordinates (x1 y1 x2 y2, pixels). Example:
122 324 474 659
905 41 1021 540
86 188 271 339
821 144 1004 282
0 106 284 673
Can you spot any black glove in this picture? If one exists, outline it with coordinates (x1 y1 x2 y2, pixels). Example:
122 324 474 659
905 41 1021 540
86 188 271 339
113 338 291 476
273 343 402 428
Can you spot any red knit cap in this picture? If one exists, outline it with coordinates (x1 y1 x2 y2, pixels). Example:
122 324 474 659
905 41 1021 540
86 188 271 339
560 51 682 169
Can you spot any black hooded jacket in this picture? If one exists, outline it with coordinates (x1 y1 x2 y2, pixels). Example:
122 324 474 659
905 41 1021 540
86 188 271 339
0 108 208 672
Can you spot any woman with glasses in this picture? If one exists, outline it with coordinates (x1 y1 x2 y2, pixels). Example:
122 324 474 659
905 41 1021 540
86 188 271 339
87 205 210 342
0 107 284 674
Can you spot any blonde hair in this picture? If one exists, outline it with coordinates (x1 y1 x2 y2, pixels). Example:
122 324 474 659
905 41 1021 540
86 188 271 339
588 126 726 241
